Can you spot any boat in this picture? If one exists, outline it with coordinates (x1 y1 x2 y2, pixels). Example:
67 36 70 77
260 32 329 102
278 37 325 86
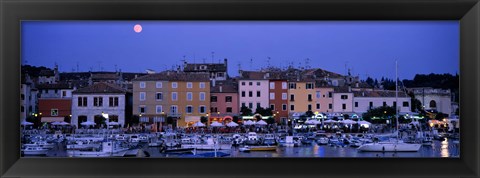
249 145 277 151
181 137 232 150
245 132 260 145
24 141 55 149
238 146 251 152
67 141 129 157
262 134 276 145
22 146 49 156
316 137 329 145
422 137 433 146
160 147 194 153
148 138 164 147
232 134 244 146
66 140 101 150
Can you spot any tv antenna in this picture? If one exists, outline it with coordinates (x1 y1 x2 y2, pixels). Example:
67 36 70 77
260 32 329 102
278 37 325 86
305 58 310 69
211 51 215 63
250 58 253 70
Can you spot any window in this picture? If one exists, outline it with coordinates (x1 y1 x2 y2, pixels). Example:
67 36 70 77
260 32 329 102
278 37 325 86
241 82 245 86
226 107 233 113
156 92 163 101
306 83 314 89
21 94 25 100
282 82 287 89
109 97 119 107
211 107 217 112
211 96 217 102
342 104 346 110
270 104 275 110
140 82 146 88
139 92 146 101
218 73 225 77
187 82 193 88
289 83 296 89
55 89 58 94
383 102 387 107
290 94 295 101
186 105 193 114
171 105 178 114
256 91 261 97
242 103 246 108
282 104 287 111
270 82 275 89
199 82 206 88
21 106 24 112
316 103 320 109
51 109 58 116
172 82 178 88
241 91 246 97
341 95 348 99
393 101 397 108
256 82 260 86
308 104 312 111
156 82 162 88
369 102 373 108
282 93 287 100
355 102 358 107
156 105 163 114
187 92 193 101
172 92 178 101
328 92 332 98
403 101 409 107
430 100 437 108
308 94 312 101
249 82 253 86
139 106 146 114
290 105 295 111
225 96 232 102
249 103 253 109
329 104 332 109
270 93 275 100
199 92 206 101
46 90 49 94
94 97 103 107
256 103 261 109
249 91 253 97
316 91 321 98
199 106 206 114
62 91 67 97
78 97 87 107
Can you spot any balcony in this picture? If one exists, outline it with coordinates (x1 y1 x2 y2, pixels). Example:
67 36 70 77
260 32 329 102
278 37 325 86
167 112 182 118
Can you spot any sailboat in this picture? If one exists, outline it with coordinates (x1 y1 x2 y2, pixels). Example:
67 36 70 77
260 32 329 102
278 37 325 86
358 60 421 152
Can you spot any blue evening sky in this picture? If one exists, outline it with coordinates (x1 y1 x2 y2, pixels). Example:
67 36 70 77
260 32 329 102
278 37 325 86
21 21 459 80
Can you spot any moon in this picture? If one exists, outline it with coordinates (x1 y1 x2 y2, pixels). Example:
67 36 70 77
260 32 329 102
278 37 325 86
134 24 142 33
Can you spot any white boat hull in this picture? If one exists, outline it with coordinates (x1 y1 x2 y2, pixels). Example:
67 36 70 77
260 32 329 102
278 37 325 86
67 150 128 157
358 142 421 152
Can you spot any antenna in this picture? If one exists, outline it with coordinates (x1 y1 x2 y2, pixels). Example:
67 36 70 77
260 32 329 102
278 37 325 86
114 64 117 72
250 58 253 70
211 51 215 63
267 57 271 68
305 58 310 69
345 61 348 76
76 62 79 72
238 62 242 71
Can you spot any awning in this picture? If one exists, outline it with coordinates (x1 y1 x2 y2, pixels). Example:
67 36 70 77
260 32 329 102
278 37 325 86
185 116 201 122
41 117 64 123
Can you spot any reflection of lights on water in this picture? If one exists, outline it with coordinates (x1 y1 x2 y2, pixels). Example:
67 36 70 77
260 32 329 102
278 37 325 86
441 138 450 157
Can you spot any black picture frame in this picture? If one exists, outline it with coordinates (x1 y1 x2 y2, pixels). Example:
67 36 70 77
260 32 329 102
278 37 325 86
1 0 479 177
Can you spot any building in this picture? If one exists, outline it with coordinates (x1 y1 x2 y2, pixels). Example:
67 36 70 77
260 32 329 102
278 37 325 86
37 83 75 99
409 87 452 115
37 83 75 123
132 72 210 127
209 80 239 124
183 58 228 81
268 79 289 124
313 87 334 113
20 74 38 121
287 80 316 116
37 65 59 84
352 90 411 114
238 71 270 113
332 87 354 113
71 82 127 128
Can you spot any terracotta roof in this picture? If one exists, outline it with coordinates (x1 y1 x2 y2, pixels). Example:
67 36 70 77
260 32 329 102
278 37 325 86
353 90 408 98
239 71 268 80
73 82 126 94
133 72 210 81
37 83 73 89
211 80 238 93
91 73 119 80
334 86 352 93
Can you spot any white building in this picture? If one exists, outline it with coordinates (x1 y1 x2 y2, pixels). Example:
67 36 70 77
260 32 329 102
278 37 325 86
352 90 411 114
409 87 452 115
332 90 354 113
71 82 127 128
37 83 75 99
20 74 38 121
183 59 228 81
238 71 270 112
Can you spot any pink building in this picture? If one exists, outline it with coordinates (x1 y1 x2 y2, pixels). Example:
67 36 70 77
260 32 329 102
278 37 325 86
209 81 239 123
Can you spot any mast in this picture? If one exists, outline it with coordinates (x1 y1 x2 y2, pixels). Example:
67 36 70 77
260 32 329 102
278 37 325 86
395 60 399 139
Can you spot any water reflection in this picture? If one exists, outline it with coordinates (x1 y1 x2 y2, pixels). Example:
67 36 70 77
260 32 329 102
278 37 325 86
441 138 450 158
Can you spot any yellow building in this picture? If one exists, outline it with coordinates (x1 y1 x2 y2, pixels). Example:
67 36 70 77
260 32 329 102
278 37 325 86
133 72 210 128
287 80 316 114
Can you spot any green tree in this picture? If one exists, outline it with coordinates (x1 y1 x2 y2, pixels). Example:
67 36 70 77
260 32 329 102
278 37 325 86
200 116 208 123
266 117 276 125
232 116 239 123
305 110 314 117
362 106 396 120
255 107 273 116
240 106 253 116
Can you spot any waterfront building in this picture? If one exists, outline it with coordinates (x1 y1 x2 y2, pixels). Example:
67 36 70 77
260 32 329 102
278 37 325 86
268 79 289 124
287 79 316 116
20 74 38 121
183 58 228 81
37 64 59 84
352 90 411 114
133 72 210 127
238 71 270 113
37 83 75 123
71 82 127 128
209 80 239 124
408 87 452 115
313 87 334 113
332 87 354 113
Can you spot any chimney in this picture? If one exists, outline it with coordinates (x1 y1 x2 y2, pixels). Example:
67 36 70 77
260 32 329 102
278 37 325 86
220 86 223 92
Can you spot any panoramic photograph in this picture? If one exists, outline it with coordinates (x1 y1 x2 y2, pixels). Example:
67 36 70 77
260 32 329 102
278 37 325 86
20 21 459 158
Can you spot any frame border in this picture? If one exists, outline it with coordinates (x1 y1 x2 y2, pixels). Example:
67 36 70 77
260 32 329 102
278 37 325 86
1 0 479 177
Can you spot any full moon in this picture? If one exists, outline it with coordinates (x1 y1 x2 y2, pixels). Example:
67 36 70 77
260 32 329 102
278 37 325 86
134 24 142 33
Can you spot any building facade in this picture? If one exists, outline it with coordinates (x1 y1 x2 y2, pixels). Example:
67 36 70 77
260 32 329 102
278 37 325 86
20 74 38 121
352 90 411 114
287 80 316 115
268 79 289 123
332 87 354 113
71 82 127 128
313 87 334 113
209 80 239 124
409 87 453 115
183 59 228 81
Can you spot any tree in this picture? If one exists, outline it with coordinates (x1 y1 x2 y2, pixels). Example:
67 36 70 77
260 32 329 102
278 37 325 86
200 116 208 123
255 107 273 116
305 110 314 117
343 114 350 120
232 116 239 123
266 117 275 125
240 106 253 116
362 106 396 120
